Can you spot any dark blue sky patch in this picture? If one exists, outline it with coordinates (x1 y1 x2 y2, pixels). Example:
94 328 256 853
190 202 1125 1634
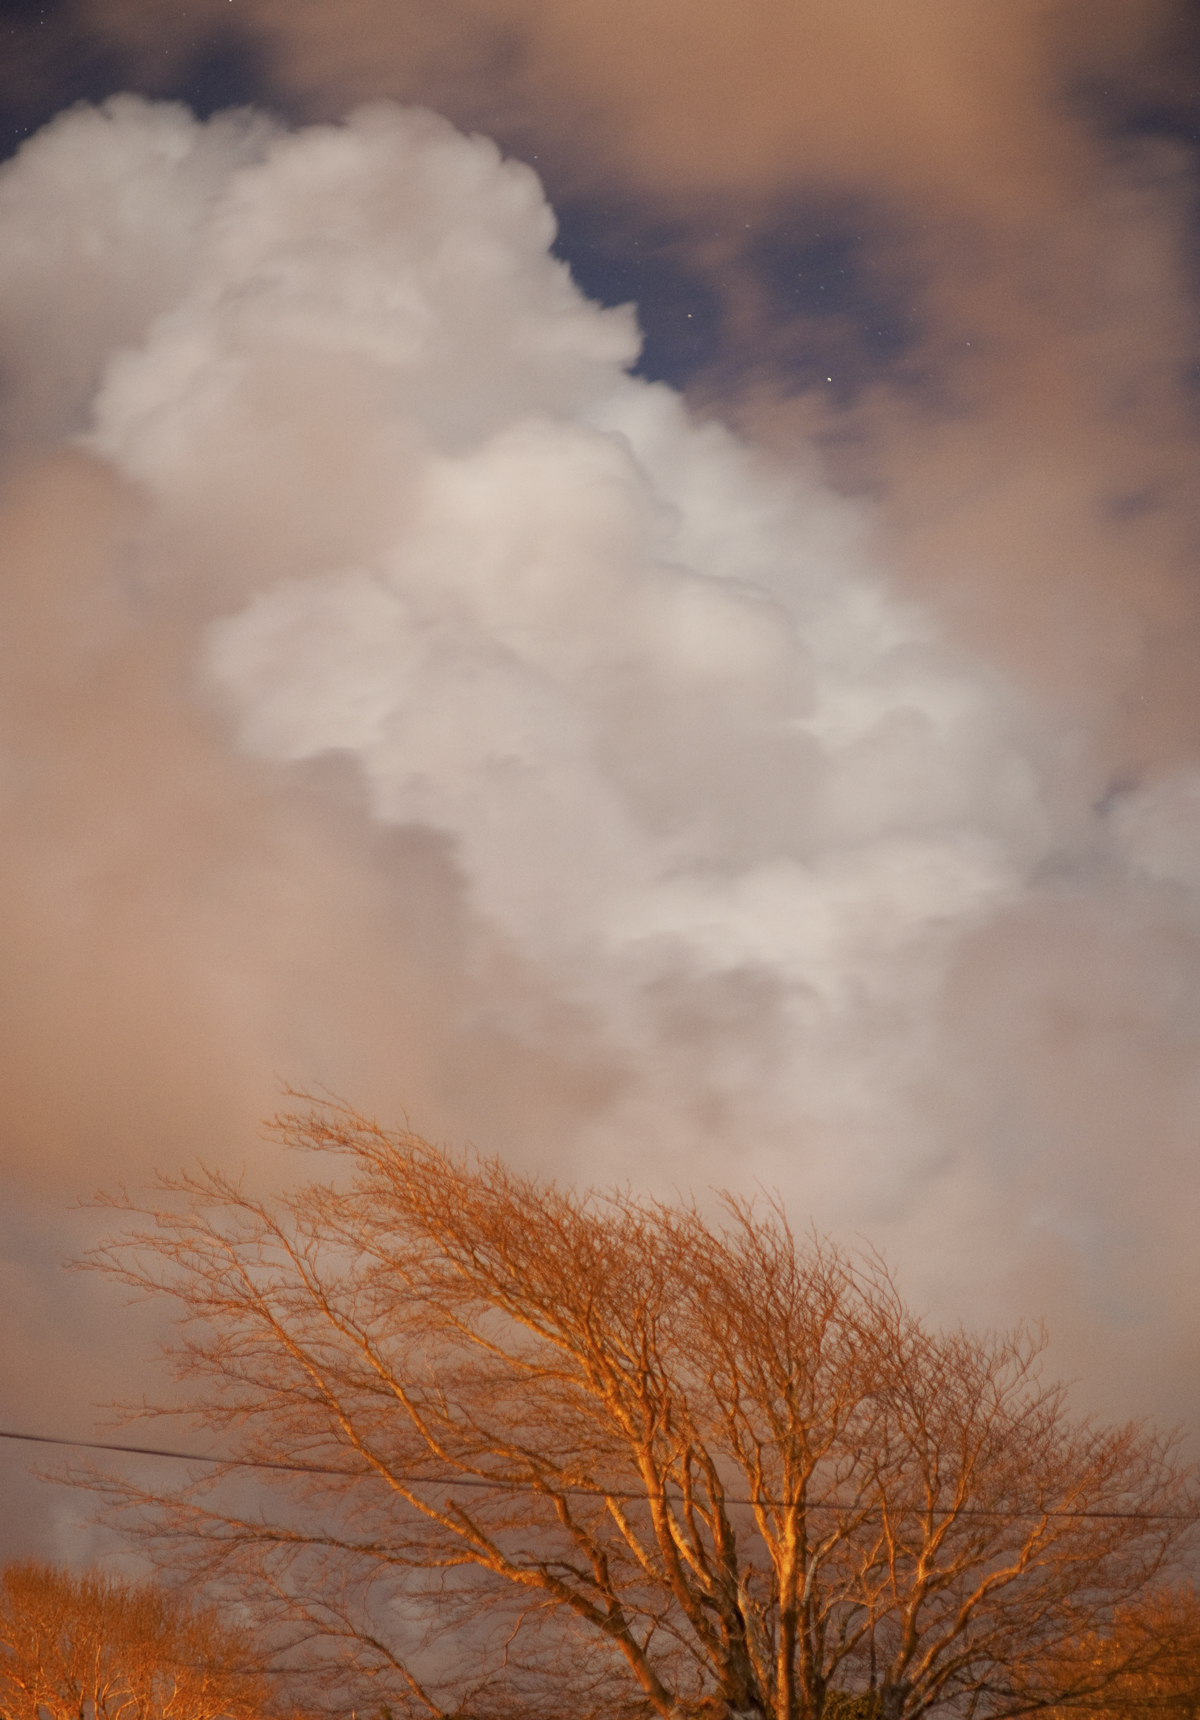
1076 43 1200 395
1072 5 1200 152
1105 486 1162 524
0 0 73 19
745 204 923 400
546 187 937 414
153 27 286 123
0 9 295 162
0 9 130 160
551 201 725 386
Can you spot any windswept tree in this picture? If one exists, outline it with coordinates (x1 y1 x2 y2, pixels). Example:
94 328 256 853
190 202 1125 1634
0 1559 270 1720
1040 1586 1200 1720
74 1101 1197 1720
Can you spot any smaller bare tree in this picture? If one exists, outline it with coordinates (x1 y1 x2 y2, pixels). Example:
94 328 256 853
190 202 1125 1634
0 1559 271 1720
1041 1587 1200 1720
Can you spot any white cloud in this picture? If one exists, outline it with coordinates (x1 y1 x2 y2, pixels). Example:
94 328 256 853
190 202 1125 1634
4 98 1200 1519
63 101 1040 1155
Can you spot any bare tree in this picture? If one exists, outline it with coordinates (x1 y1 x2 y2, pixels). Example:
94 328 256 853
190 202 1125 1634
1037 1586 1200 1720
0 1559 271 1720
73 1101 1197 1720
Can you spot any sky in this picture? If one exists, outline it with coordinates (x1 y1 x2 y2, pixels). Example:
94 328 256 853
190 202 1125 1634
2 0 1200 1566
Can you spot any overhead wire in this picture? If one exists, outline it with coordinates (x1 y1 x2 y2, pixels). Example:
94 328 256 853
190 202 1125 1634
1 1427 1195 1521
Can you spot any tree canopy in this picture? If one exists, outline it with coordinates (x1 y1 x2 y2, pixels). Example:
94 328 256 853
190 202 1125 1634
76 1101 1198 1720
0 1559 269 1720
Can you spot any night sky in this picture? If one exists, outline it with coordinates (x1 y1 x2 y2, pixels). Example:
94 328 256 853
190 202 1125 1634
4 0 1200 1567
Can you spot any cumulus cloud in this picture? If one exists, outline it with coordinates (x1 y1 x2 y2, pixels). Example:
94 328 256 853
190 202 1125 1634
0 97 275 445
3 89 1200 1560
64 98 1062 1187
42 6 1200 761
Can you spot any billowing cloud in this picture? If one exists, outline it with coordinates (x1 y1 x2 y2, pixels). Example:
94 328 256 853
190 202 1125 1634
3 77 1200 1556
56 98 1056 1189
62 0 1200 764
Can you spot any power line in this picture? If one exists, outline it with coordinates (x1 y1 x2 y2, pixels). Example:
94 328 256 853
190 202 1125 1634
1 1427 1194 1523
1 1427 372 1480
